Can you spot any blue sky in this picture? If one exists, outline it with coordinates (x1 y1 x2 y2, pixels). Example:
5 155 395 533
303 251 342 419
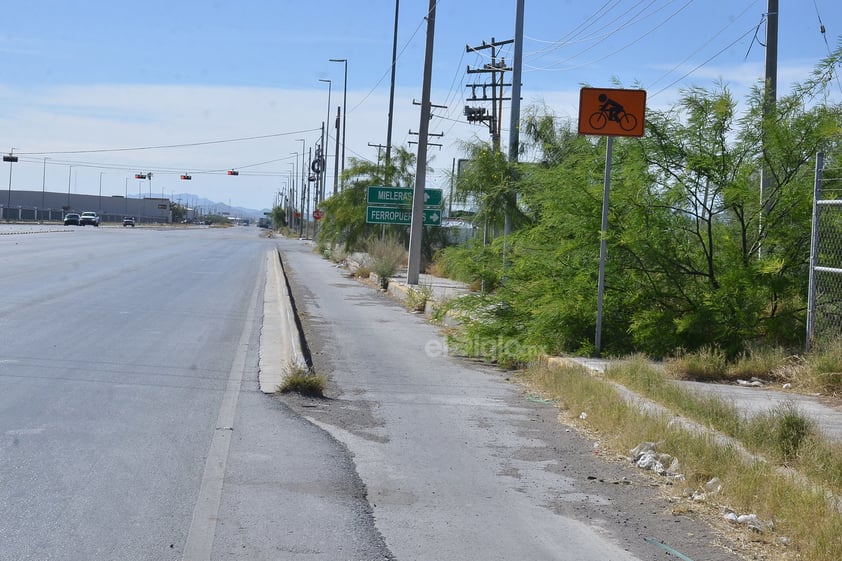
1 0 840 211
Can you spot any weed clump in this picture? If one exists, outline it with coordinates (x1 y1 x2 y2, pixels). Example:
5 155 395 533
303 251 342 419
367 236 406 280
277 365 326 397
405 284 433 312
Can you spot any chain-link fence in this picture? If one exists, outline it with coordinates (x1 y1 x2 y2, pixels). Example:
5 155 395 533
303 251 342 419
807 152 842 350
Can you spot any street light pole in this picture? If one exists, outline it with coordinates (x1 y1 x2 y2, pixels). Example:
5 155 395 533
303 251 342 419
296 139 305 237
5 148 17 214
67 165 73 210
98 171 104 215
290 156 298 230
329 58 347 189
41 157 48 213
318 78 332 200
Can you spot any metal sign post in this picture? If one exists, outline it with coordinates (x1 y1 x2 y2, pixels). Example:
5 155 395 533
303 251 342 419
578 88 646 356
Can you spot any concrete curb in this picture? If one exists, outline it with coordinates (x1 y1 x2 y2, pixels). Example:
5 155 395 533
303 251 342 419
258 249 307 394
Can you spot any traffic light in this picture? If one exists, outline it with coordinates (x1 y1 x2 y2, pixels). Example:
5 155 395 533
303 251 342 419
180 175 192 180
3 154 18 162
134 173 147 179
227 170 239 176
464 106 487 123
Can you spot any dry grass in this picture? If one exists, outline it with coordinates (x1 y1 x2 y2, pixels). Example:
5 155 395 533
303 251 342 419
664 346 728 380
664 343 842 396
405 284 433 313
277 364 326 397
521 359 842 561
366 236 406 279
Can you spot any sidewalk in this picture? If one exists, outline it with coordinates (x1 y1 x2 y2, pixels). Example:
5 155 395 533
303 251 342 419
385 269 472 304
380 268 842 444
557 356 842 443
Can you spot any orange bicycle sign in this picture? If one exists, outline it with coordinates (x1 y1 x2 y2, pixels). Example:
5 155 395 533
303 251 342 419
578 87 646 137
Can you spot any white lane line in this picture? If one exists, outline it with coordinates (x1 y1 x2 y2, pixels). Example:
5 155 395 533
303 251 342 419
180 256 263 561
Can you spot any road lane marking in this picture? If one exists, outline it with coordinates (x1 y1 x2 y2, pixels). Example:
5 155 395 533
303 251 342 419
181 257 263 561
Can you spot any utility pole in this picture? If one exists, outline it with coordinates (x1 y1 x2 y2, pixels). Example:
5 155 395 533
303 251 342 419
408 130 443 149
368 142 388 170
508 0 525 163
408 99 446 150
505 0 525 241
385 0 400 183
759 0 779 256
333 106 341 195
465 38 513 151
407 0 437 286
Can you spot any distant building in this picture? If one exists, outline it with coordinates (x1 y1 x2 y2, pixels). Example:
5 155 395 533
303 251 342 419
1 190 172 223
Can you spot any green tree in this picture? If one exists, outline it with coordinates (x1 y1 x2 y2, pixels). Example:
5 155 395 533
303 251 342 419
170 202 187 223
270 204 286 229
453 142 528 238
318 146 448 263
447 71 842 362
318 148 414 252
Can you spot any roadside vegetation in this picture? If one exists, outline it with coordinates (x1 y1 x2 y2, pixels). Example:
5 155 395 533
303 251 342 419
367 235 406 288
524 358 842 561
296 48 842 560
277 364 326 397
430 50 842 365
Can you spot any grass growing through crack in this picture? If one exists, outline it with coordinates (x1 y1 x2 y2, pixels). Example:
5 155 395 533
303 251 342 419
604 356 842 490
521 359 842 561
277 364 326 397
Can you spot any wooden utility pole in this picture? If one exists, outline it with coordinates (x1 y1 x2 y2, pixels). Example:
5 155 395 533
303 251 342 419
507 0 525 163
407 0 437 285
465 38 513 151
385 0 400 183
759 0 779 255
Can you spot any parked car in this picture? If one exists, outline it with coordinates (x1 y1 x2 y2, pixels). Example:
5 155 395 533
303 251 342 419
79 212 100 226
123 216 136 227
64 213 81 226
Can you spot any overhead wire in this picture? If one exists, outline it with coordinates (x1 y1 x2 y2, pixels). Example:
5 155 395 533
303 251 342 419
527 0 657 59
646 0 758 89
525 0 695 72
523 0 667 68
649 23 760 98
348 2 431 114
812 0 842 96
13 128 321 156
522 0 621 59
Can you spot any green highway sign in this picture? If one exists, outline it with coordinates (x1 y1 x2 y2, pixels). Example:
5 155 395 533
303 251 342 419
367 186 443 208
366 206 442 226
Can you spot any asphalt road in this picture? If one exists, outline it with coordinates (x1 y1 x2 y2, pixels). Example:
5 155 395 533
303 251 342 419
277 238 746 561
0 225 389 561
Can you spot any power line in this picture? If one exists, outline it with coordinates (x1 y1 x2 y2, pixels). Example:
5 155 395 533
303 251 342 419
647 0 758 89
521 0 621 59
523 0 670 67
812 0 842 96
526 0 695 72
650 23 760 98
349 3 430 114
14 128 322 156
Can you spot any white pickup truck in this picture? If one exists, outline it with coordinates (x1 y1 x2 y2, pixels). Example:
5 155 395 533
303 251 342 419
79 212 100 227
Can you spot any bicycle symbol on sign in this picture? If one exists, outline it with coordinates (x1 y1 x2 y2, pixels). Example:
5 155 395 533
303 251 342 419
588 93 638 132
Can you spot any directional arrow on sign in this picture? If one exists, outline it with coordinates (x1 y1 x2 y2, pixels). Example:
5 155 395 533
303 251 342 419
366 206 442 226
367 186 443 208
